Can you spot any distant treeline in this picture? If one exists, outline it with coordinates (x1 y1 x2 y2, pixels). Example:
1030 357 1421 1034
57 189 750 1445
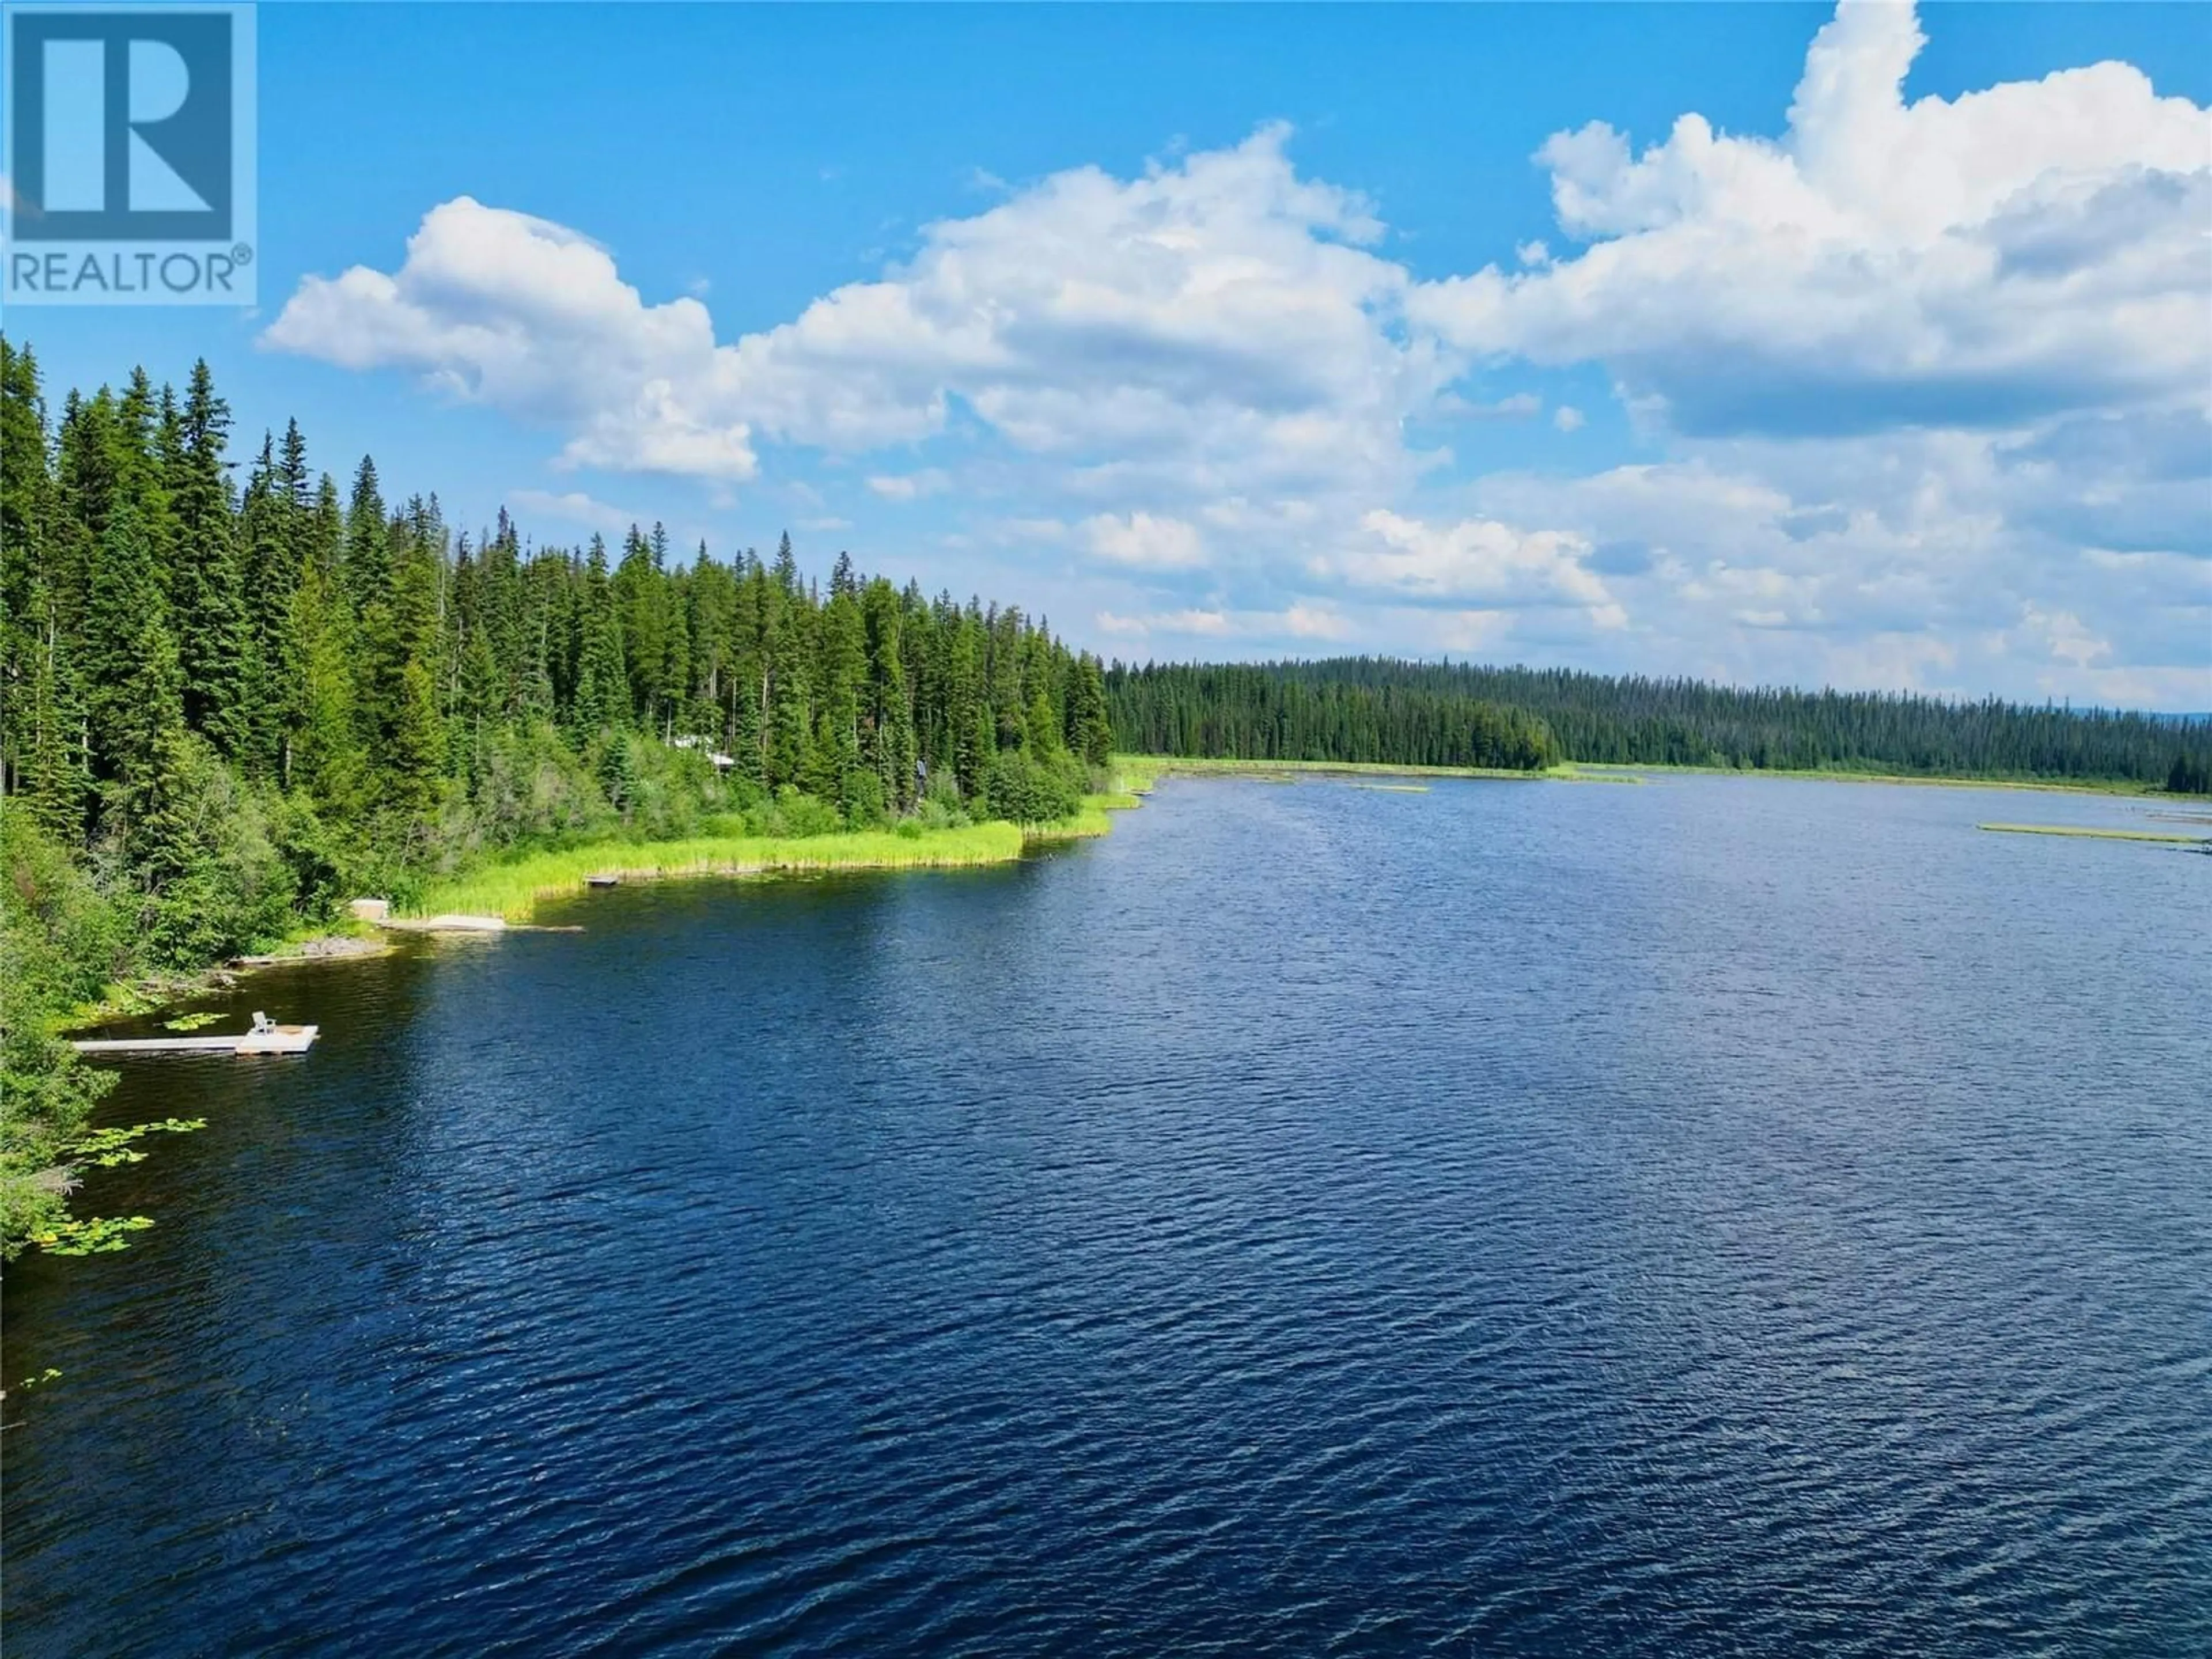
1107 658 2212 791
1106 663 1561 771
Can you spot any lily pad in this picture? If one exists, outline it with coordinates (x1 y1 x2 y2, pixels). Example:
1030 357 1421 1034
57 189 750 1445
32 1215 156 1256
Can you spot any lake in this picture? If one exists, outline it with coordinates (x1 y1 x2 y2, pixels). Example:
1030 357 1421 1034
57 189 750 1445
5 774 2209 1657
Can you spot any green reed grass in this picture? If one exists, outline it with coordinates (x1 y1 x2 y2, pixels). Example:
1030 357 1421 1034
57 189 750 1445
412 822 1032 923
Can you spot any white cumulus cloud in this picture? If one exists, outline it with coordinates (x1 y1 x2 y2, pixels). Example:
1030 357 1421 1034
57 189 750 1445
1095 607 1233 639
265 127 1446 510
506 487 643 537
1081 511 1209 571
866 469 950 502
260 3 2211 704
264 200 762 481
1316 510 1623 627
1409 0 2211 439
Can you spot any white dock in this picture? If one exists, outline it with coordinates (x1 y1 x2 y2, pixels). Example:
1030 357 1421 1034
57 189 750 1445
71 1014 319 1056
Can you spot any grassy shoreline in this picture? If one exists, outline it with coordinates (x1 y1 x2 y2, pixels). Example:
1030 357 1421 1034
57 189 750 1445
64 782 1157 1026
411 781 1155 926
1122 753 2176 797
410 821 1029 923
1124 755 1576 783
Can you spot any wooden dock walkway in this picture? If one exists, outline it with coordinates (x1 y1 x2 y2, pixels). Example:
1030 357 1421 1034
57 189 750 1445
71 1016 319 1057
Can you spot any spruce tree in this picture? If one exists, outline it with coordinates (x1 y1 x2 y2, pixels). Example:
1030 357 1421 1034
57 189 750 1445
342 456 389 616
862 579 918 809
283 537 361 810
815 585 866 798
235 436 294 778
15 584 92 840
2 340 56 810
379 497 448 816
571 536 627 741
1066 653 1113 768
1026 683 1063 757
766 577 810 789
169 359 247 753
83 501 186 853
948 609 989 797
614 525 661 727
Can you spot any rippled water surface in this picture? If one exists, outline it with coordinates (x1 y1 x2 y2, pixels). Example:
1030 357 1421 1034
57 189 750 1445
7 775 2210 1657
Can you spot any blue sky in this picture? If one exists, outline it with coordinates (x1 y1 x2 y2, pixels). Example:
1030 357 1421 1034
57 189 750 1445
13 2 2211 705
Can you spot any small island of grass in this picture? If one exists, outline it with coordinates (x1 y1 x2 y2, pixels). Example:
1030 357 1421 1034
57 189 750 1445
1978 823 2211 845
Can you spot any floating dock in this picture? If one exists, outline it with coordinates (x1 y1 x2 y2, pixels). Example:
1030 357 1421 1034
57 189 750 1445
71 1015 319 1057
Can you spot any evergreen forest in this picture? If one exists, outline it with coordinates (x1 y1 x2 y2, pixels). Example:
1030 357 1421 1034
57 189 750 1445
1106 660 2211 790
0 343 1110 1249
